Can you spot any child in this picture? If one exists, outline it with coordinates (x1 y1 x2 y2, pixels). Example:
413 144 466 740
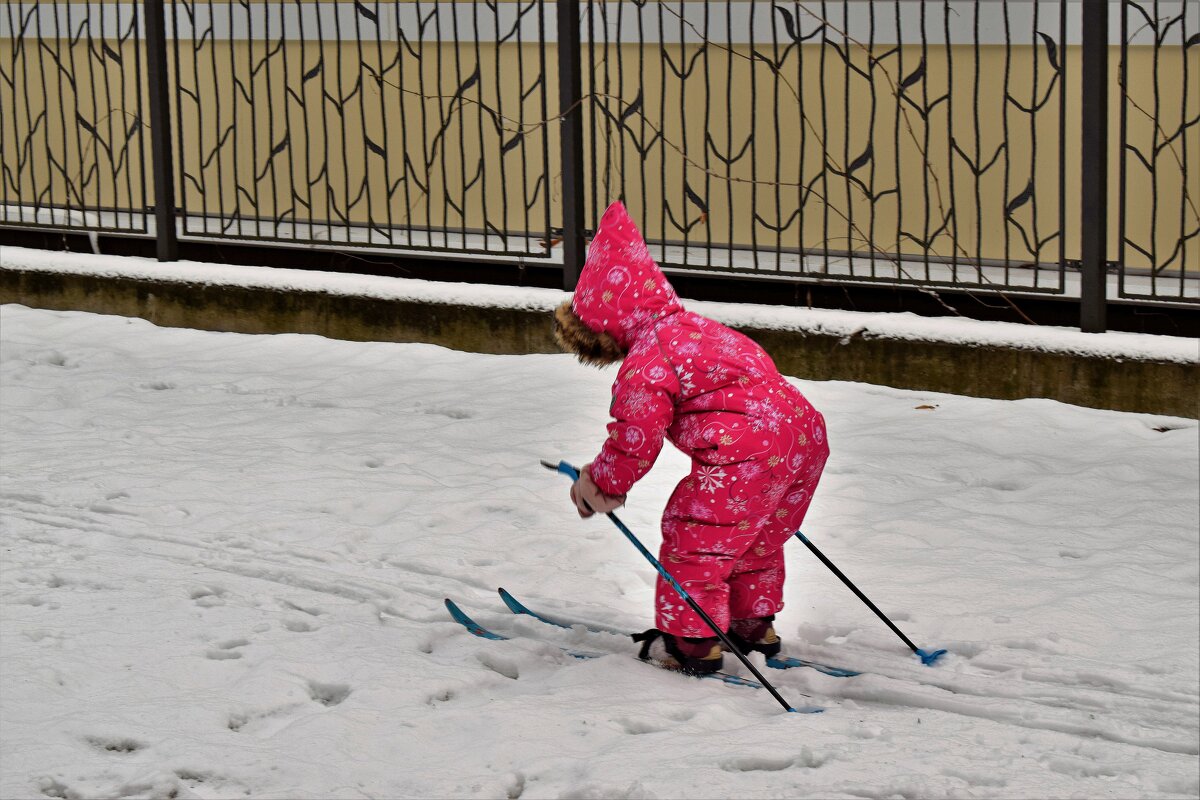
553 201 830 675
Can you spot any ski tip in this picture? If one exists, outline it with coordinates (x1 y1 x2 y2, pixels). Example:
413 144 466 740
497 587 522 611
788 705 826 714
917 647 948 666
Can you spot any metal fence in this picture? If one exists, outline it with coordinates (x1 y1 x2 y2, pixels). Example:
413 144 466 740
165 0 557 259
1 0 149 233
1117 1 1199 305
0 1 1196 332
583 2 1073 287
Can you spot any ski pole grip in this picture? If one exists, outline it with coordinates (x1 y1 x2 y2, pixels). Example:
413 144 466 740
540 459 581 481
542 459 596 514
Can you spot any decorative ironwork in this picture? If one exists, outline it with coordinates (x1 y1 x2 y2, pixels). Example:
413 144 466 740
583 1 1071 295
1118 0 1199 303
0 1 1196 320
169 0 555 256
0 0 148 233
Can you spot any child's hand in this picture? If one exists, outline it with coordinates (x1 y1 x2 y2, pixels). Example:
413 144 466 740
570 466 627 518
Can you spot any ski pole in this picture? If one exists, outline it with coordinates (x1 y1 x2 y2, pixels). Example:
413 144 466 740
542 460 807 714
793 531 947 666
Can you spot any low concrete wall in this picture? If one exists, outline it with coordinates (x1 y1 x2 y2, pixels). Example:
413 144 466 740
2 266 1197 419
746 327 1197 419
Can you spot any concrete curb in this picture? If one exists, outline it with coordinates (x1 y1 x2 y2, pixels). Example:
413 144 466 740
2 266 1196 419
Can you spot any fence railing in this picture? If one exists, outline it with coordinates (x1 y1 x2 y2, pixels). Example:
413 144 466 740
1 1 1196 333
1117 1 1199 306
585 2 1074 284
1 0 150 234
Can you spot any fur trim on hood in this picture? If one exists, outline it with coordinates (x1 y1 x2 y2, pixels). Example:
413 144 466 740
553 300 625 367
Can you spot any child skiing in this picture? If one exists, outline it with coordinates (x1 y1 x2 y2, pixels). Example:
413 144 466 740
553 201 830 675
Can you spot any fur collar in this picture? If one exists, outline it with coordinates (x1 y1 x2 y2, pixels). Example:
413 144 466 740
553 300 625 367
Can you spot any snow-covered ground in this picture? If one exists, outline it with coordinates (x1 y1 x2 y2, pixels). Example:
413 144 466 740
1 302 1197 800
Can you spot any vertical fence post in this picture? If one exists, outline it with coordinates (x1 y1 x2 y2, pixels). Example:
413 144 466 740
144 0 178 261
557 0 586 289
1079 1 1108 332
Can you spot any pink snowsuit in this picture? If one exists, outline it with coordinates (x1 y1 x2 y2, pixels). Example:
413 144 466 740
574 202 829 637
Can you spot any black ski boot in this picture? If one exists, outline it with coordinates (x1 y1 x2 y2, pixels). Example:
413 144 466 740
633 629 724 675
727 615 782 659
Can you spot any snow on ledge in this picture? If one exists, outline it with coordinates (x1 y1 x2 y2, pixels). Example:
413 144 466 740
2 245 1197 365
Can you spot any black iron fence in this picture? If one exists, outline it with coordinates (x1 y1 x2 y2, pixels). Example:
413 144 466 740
1 1 1196 333
1 0 149 233
163 0 558 260
1117 1 1198 306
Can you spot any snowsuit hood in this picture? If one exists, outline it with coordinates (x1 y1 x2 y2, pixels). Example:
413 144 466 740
570 202 684 350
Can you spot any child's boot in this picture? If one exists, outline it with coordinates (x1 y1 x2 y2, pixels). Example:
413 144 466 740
727 615 782 658
632 629 724 675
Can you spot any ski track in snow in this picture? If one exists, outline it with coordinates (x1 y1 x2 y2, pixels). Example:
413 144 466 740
1 303 1197 800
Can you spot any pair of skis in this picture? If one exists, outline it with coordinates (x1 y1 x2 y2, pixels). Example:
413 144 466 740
445 588 864 714
445 460 946 715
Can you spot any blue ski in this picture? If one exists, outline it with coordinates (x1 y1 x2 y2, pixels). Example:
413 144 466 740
765 654 861 677
444 597 824 707
497 587 861 678
445 598 600 658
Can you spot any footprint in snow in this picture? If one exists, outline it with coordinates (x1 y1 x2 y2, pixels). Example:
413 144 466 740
282 618 319 633
720 756 795 773
307 680 352 707
205 638 250 661
83 734 145 754
37 777 73 799
721 748 829 772
174 769 250 797
226 681 351 737
29 350 76 368
189 585 227 608
614 716 668 736
227 703 307 735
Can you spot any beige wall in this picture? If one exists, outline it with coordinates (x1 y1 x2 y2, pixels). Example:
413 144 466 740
2 12 1196 273
0 30 148 219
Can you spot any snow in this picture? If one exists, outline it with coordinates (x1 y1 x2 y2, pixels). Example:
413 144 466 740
1 300 1198 800
0 296 1195 800
3 245 1197 364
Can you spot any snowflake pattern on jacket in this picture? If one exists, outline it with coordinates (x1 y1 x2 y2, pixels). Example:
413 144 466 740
572 202 829 636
